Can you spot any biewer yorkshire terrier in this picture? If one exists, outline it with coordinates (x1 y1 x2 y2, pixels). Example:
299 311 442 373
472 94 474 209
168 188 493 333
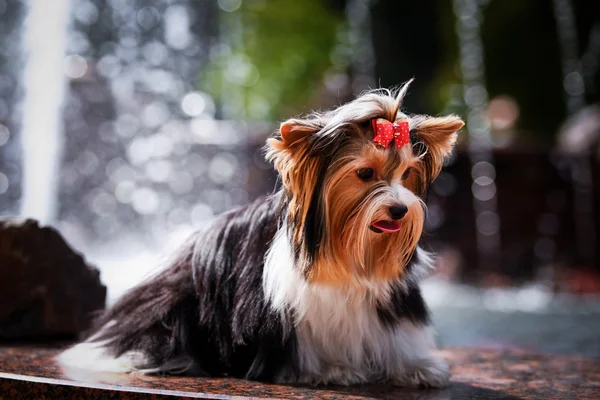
59 80 464 388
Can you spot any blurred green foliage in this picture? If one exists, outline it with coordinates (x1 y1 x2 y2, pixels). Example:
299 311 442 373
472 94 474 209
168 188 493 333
203 0 343 122
203 0 597 139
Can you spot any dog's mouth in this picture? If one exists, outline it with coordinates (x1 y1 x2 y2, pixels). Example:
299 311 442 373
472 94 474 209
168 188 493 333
369 220 402 234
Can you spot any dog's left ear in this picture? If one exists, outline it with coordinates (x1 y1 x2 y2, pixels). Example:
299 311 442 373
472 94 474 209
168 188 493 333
411 115 465 181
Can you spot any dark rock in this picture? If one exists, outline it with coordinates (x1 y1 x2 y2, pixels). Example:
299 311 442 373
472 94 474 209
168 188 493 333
0 218 106 339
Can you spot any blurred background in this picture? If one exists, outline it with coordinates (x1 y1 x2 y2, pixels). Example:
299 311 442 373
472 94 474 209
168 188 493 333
0 0 599 356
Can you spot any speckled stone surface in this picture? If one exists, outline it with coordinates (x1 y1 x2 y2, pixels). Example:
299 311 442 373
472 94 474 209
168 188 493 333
0 344 599 399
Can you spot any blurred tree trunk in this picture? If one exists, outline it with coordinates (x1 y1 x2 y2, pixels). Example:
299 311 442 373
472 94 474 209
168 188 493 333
370 0 440 114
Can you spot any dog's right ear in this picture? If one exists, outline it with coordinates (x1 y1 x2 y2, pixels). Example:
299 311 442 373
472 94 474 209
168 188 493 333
280 119 318 145
265 118 322 161
264 117 326 256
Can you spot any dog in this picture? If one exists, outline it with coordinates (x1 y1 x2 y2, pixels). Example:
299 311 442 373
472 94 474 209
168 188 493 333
58 80 464 387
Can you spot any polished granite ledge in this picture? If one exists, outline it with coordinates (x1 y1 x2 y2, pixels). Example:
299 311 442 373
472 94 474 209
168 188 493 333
0 344 599 399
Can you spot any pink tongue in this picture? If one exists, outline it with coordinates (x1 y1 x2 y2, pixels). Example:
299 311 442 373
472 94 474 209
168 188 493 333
372 220 401 233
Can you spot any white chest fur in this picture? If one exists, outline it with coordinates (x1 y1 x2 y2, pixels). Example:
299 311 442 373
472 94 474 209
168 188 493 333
263 229 443 385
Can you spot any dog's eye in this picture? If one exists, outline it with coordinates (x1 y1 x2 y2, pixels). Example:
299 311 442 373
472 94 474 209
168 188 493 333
356 168 374 181
402 167 412 180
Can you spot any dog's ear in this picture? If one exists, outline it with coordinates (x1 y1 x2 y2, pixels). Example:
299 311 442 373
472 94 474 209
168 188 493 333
265 117 326 254
265 118 322 162
280 119 318 145
411 115 464 181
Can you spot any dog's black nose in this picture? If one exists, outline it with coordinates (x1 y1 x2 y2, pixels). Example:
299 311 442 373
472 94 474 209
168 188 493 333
389 204 408 220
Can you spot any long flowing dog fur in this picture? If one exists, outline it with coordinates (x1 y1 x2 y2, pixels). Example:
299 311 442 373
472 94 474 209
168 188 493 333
58 83 464 387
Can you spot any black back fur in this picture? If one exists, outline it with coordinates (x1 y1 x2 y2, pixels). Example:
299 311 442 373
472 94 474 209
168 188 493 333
90 194 297 380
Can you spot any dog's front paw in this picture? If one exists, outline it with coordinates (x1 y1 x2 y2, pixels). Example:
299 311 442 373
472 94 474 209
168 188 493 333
393 357 450 388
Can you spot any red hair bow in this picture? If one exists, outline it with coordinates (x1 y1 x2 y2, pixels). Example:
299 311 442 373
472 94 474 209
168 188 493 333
371 118 410 148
